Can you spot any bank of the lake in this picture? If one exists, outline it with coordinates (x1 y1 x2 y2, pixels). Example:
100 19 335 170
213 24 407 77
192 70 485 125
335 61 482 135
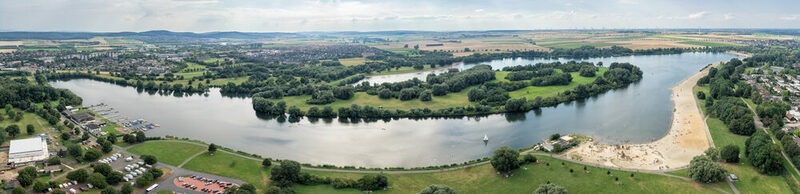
50 52 738 168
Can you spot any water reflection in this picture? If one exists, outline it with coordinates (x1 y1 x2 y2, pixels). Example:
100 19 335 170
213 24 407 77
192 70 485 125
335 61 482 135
50 52 738 168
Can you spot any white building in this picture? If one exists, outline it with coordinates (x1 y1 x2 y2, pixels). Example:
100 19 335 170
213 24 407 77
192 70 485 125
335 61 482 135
8 137 49 165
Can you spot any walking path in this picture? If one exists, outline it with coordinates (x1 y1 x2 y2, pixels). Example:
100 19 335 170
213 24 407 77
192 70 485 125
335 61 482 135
740 98 800 179
178 150 207 168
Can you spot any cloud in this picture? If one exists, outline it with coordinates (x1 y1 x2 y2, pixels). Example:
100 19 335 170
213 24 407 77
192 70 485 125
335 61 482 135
474 9 484 13
687 11 708 19
723 13 734 20
780 15 800 21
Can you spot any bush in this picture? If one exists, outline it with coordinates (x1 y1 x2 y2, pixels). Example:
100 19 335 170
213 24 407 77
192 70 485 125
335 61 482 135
521 154 537 164
271 160 301 187
705 147 719 161
141 155 158 165
67 169 89 182
697 91 706 100
534 183 567 194
688 155 727 183
419 184 456 194
720 144 740 163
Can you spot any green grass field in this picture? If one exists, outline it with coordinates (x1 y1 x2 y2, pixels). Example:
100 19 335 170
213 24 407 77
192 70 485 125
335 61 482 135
182 152 271 191
180 62 206 73
696 84 794 193
127 141 207 166
299 156 719 193
0 108 53 143
275 68 607 112
678 41 740 47
508 69 607 99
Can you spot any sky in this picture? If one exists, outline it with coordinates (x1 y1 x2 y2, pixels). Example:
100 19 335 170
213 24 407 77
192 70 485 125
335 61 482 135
1 0 799 32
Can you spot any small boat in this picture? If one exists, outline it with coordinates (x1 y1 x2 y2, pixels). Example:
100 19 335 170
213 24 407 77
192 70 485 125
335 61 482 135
483 134 489 141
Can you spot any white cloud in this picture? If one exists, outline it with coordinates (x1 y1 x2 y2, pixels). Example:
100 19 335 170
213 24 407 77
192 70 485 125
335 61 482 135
780 15 800 21
687 11 708 19
723 13 734 20
474 9 484 13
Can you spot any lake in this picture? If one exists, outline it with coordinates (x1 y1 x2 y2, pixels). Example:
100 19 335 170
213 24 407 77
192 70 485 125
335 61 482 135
50 52 738 168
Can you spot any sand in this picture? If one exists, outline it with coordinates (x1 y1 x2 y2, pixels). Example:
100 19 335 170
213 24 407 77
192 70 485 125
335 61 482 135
563 63 717 171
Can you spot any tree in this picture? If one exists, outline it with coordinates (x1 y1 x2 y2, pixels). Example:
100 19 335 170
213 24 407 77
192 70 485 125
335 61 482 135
100 140 113 153
270 160 301 187
62 132 71 140
746 130 785 175
26 124 35 135
705 147 719 161
121 183 134 194
84 148 103 161
135 131 146 142
5 124 19 137
720 144 740 163
262 158 272 168
208 143 218 153
17 173 34 187
141 155 158 165
11 187 26 194
48 157 61 165
106 171 124 185
89 173 109 189
93 163 113 176
419 90 432 101
101 187 120 194
491 146 520 174
419 184 456 194
67 169 89 182
67 144 83 158
534 183 567 194
550 133 561 141
688 155 727 183
697 91 706 100
33 181 51 192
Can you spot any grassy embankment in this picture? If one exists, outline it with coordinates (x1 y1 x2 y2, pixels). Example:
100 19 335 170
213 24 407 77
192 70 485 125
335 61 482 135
274 68 607 112
693 85 795 193
133 139 719 193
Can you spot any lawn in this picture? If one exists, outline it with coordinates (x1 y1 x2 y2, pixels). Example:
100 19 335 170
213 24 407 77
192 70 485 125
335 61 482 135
507 68 607 99
127 141 207 166
301 156 720 194
180 62 206 73
182 152 270 192
678 41 740 47
703 102 793 193
0 108 53 143
276 68 607 112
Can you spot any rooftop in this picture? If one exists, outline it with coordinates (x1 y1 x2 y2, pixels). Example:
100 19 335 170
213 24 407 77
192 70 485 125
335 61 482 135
9 137 45 154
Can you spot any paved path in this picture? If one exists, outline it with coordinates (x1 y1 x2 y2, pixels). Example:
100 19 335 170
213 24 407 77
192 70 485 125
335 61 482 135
741 98 800 182
178 151 207 168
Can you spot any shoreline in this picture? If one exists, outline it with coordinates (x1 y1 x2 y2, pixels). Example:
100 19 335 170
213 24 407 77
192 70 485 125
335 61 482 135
561 62 719 171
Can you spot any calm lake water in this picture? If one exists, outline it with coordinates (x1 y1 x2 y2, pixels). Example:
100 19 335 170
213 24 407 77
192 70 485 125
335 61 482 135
50 52 738 168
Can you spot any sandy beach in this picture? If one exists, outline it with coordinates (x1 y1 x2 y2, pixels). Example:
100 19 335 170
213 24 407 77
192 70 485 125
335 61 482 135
562 63 717 171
